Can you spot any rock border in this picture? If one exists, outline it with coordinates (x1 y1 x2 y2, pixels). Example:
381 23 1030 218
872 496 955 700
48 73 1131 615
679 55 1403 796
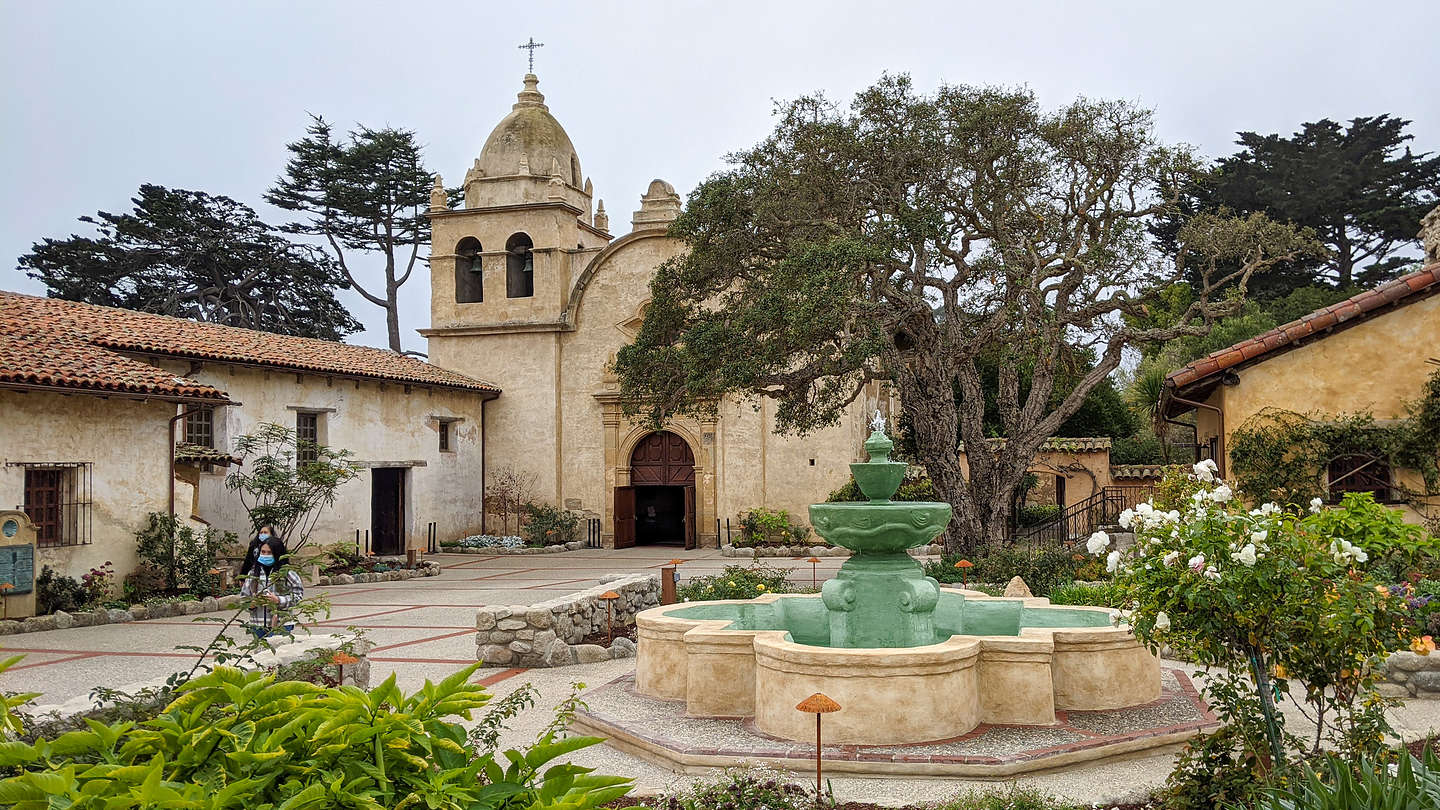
315 559 442 586
0 561 441 637
475 573 659 667
440 541 589 555
720 543 943 559
1378 650 1440 699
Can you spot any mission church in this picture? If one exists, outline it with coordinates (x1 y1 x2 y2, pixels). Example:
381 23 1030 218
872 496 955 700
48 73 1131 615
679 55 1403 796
423 71 885 548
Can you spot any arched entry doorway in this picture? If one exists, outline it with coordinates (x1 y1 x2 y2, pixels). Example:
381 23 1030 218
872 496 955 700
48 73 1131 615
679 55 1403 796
614 431 696 549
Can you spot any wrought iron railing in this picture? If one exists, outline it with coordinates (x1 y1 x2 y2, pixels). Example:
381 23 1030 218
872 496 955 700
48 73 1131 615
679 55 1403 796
1011 484 1154 552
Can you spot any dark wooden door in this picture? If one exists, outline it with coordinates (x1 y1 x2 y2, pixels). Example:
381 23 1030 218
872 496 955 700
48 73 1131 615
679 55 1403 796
683 485 696 550
613 486 636 549
630 432 695 486
371 468 406 555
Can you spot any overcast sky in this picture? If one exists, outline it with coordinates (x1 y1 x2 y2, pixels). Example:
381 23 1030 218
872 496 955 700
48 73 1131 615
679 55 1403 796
3 1 1438 354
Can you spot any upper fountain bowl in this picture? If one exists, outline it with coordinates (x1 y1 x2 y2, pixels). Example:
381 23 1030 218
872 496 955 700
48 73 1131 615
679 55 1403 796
808 500 952 554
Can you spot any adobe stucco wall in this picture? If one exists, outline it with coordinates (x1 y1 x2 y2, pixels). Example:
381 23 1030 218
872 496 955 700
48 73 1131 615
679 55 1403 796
149 362 490 551
427 209 882 548
0 390 173 578
1194 294 1440 518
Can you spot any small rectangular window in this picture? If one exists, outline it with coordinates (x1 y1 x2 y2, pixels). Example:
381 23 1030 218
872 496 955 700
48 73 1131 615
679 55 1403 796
296 412 319 464
184 406 214 448
439 420 451 452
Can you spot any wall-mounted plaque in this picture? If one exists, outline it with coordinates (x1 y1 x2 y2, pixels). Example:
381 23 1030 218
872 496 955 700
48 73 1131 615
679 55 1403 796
0 544 34 595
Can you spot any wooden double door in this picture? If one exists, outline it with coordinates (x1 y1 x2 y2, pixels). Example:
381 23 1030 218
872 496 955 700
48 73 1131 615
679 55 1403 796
615 431 695 549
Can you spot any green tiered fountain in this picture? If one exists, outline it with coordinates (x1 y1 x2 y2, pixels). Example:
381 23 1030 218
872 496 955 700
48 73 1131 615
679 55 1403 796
809 413 951 647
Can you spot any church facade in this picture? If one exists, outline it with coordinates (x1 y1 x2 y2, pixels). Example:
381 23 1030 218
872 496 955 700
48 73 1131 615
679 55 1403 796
422 74 885 548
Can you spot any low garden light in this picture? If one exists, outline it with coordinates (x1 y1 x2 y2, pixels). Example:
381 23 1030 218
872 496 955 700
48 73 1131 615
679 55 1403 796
806 557 822 589
796 692 841 804
331 651 359 686
600 590 621 642
954 559 974 588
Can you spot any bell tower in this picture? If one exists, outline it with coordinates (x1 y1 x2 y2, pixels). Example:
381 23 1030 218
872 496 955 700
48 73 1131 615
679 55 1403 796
426 73 612 334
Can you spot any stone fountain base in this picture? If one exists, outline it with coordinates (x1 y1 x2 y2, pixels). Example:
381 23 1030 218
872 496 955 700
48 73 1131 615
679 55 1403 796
573 667 1216 778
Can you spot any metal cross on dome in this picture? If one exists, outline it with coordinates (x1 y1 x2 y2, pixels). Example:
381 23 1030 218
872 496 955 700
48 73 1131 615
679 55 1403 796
518 37 544 73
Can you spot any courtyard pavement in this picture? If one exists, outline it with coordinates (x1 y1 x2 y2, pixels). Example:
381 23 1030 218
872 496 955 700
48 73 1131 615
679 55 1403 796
7 547 1440 806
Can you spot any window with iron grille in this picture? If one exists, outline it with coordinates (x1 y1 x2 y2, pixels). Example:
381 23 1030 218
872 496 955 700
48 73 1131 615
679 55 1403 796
1327 454 1392 503
439 420 452 452
296 411 319 464
12 462 93 547
184 406 214 448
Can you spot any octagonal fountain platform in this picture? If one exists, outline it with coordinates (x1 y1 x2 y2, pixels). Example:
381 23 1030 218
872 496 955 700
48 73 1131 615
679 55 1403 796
572 419 1215 777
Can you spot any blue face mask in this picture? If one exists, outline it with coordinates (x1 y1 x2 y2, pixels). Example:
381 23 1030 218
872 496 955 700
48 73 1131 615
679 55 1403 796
258 533 271 542
256 554 275 566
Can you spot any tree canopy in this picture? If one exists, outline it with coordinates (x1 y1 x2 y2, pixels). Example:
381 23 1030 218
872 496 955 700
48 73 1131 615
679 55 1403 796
18 184 362 340
267 116 446 354
1184 115 1440 291
615 75 1321 550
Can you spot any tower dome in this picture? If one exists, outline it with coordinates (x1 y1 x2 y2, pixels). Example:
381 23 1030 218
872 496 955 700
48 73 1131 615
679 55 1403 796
473 74 582 187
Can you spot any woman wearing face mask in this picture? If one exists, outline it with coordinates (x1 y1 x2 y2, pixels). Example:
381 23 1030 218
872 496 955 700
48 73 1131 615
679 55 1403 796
239 526 282 578
239 540 303 640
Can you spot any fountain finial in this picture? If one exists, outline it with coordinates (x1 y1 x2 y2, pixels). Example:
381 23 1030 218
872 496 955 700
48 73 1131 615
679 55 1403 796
870 409 886 434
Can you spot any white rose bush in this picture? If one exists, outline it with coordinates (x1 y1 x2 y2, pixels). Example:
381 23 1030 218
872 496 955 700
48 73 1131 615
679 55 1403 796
1089 462 1421 772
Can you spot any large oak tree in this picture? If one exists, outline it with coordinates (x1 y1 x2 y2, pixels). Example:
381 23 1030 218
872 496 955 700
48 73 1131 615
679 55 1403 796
18 184 361 340
614 76 1321 552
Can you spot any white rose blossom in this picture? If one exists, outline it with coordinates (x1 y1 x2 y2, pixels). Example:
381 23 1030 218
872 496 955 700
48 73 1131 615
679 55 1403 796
1162 550 1181 567
1118 509 1135 529
1209 484 1234 503
1187 553 1206 573
1086 531 1110 555
1193 459 1218 483
1310 497 1325 514
1231 543 1258 567
1154 611 1171 631
1106 549 1122 573
1250 530 1268 543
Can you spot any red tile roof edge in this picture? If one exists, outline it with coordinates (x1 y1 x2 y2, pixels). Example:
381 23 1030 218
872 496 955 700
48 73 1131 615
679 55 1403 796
1 291 500 395
1165 262 1440 392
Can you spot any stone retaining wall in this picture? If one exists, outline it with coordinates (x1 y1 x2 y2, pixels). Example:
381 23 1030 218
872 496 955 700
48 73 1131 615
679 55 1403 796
440 541 588 555
721 543 943 559
1378 651 1440 698
475 573 660 667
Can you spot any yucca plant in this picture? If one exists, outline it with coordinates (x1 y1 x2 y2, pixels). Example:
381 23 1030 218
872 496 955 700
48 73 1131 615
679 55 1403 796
0 663 630 810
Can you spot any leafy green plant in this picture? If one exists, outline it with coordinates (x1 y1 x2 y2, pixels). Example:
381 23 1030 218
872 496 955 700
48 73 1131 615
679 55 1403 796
1096 461 1430 772
34 566 86 615
924 548 1080 596
0 664 631 810
657 765 821 810
134 512 230 596
679 563 793 601
0 656 39 741
826 470 937 503
734 508 811 547
1249 750 1440 810
1161 725 1268 810
931 785 1086 810
1016 504 1062 528
468 683 539 757
1048 582 1124 608
226 421 360 552
522 502 581 546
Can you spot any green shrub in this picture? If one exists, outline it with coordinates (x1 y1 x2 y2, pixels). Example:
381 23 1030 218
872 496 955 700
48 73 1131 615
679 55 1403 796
679 563 793 601
0 664 631 810
734 507 811 547
660 765 816 810
1250 750 1440 810
133 512 230 596
923 548 1080 596
521 502 581 546
35 566 87 615
1048 582 1124 608
826 470 937 502
1016 504 1062 527
932 785 1085 810
1159 726 1268 810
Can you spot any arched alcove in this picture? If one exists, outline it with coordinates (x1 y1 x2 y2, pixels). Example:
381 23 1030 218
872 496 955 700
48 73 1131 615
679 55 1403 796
506 232 534 298
454 237 483 303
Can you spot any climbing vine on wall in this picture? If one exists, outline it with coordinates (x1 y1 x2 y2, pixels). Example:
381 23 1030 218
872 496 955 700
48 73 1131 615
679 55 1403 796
1229 370 1440 509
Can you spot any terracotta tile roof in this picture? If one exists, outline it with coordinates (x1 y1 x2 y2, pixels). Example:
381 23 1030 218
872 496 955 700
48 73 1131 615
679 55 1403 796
960 437 1113 453
174 442 241 466
1166 263 1440 392
1110 464 1175 480
0 291 500 396
0 315 229 402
